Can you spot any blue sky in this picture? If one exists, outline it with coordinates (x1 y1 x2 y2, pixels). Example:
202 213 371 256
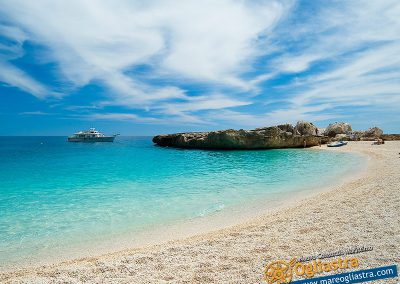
0 0 399 135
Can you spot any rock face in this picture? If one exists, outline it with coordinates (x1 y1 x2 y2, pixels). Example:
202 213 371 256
325 122 352 137
153 122 321 150
362 127 383 138
382 134 400 140
294 121 318 136
331 126 384 141
334 134 350 141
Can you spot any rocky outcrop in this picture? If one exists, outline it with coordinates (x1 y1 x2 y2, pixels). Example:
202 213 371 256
381 134 400 140
334 134 350 141
362 127 383 138
330 126 384 141
294 121 318 136
153 122 321 150
348 131 364 141
325 122 352 137
153 121 388 148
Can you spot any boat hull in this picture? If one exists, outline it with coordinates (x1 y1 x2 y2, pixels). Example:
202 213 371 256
67 136 116 142
327 141 347 147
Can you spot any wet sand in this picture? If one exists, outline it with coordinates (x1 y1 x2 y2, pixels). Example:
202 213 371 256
1 141 399 283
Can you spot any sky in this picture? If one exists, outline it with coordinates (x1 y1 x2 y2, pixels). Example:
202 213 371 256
0 0 399 136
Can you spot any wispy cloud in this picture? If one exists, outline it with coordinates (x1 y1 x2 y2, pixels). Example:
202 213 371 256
19 111 52 116
244 0 400 127
0 0 399 131
0 61 54 98
78 113 160 123
73 112 211 126
0 0 288 110
203 105 338 129
0 24 55 98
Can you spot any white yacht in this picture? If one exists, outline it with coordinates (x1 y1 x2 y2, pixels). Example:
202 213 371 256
68 128 118 142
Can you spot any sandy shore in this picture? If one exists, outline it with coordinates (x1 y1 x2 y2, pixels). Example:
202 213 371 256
1 141 399 283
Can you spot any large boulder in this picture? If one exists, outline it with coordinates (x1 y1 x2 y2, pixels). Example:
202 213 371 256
325 122 352 137
294 121 318 136
362 127 383 138
153 121 321 150
349 131 364 141
277 124 295 133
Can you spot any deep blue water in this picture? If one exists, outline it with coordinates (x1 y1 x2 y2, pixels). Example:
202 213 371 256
0 136 364 266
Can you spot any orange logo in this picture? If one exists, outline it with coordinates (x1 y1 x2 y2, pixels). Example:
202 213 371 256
264 257 359 283
264 258 297 284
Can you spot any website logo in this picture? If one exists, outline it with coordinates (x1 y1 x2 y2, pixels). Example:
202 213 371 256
264 257 359 284
264 258 298 284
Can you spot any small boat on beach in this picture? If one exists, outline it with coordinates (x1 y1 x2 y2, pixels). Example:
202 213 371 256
327 141 348 147
68 128 118 142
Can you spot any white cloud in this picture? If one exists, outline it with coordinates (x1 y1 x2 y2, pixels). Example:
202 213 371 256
19 111 51 115
0 24 27 43
272 0 400 74
156 93 251 113
159 0 286 84
246 0 400 127
1 0 399 130
0 61 54 98
0 24 55 98
204 104 338 129
74 112 209 125
0 0 288 110
286 43 400 115
80 113 160 123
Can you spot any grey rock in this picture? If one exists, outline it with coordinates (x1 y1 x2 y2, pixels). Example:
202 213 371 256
153 121 321 150
363 127 383 138
294 121 318 136
277 124 295 133
325 122 352 137
333 134 350 141
381 134 400 140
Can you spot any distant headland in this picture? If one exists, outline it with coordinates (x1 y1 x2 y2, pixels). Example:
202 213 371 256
152 121 394 150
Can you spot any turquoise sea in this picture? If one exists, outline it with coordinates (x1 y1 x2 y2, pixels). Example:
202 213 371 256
0 136 364 267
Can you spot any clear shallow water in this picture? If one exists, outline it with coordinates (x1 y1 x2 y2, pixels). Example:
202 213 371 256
0 136 364 267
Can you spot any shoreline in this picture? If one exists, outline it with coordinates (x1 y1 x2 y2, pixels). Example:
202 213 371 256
1 141 398 283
